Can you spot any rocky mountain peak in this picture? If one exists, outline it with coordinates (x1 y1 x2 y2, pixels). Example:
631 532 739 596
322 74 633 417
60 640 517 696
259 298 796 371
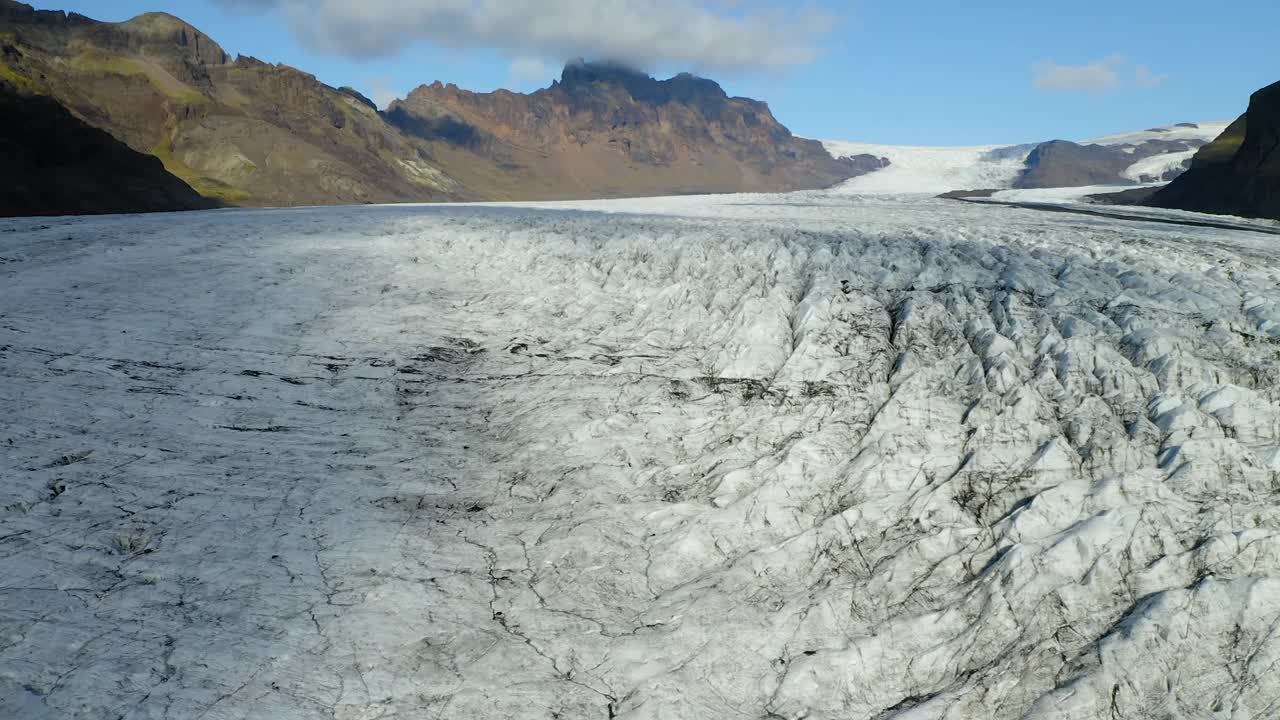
554 59 730 110
558 59 649 88
0 0 94 27
116 11 228 66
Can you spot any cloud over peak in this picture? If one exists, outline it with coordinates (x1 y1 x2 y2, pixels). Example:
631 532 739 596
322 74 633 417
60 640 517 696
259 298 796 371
216 0 833 74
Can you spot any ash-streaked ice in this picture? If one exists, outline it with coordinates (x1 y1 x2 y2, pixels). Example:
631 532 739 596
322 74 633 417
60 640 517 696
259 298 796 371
3 191 1280 719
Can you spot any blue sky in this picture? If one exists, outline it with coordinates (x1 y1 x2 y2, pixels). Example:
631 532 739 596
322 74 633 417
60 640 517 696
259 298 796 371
32 0 1280 145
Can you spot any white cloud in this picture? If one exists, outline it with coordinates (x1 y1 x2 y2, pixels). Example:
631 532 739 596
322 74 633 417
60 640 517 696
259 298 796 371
1031 55 1168 93
1032 55 1125 93
1134 65 1169 89
215 0 834 74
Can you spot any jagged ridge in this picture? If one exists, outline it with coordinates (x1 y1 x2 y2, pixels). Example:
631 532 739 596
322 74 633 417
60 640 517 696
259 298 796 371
385 60 864 200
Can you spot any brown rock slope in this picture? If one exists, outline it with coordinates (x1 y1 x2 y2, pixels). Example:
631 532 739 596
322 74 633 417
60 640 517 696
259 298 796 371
0 79 214 216
1015 140 1141 189
387 60 862 200
1148 81 1280 221
1014 136 1211 190
0 1 467 208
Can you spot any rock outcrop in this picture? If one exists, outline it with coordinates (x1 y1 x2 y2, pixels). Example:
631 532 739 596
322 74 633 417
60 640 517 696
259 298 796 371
841 153 892 174
1016 140 1137 188
1147 81 1280 220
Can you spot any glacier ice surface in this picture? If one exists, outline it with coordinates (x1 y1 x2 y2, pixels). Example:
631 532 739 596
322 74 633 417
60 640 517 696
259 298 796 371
3 193 1280 719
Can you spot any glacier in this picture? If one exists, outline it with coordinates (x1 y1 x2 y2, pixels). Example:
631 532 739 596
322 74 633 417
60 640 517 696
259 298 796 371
821 121 1231 196
819 141 1033 195
3 193 1280 719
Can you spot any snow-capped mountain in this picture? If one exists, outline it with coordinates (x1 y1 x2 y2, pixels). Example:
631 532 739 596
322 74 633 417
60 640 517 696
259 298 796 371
821 121 1231 194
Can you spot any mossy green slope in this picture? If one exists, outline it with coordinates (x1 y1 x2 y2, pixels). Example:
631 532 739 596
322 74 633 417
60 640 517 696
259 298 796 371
1189 115 1247 169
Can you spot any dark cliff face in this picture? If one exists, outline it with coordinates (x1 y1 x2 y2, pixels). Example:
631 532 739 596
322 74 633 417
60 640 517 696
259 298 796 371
1148 81 1280 220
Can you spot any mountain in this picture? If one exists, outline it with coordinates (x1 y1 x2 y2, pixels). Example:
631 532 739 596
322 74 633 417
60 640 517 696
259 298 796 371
1014 140 1130 188
385 61 862 200
1059 123 1229 184
822 122 1228 195
0 1 466 208
0 79 214 216
0 2 860 213
1147 81 1280 220
1014 133 1214 190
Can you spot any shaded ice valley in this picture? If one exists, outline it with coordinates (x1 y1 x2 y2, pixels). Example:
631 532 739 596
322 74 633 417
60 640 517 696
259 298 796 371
4 192 1280 719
